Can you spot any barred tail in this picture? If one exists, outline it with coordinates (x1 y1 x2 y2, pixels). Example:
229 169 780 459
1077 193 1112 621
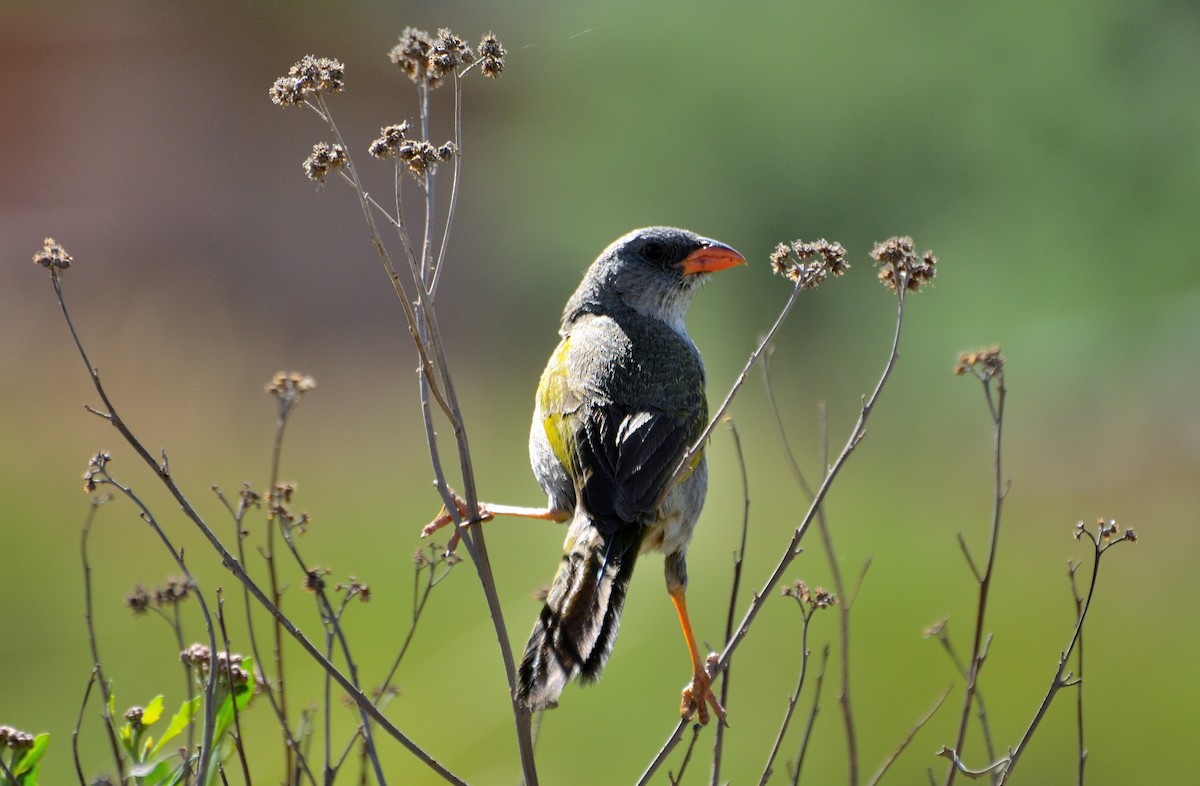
516 517 639 711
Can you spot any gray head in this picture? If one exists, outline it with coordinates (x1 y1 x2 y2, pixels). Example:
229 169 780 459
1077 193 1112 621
563 227 744 331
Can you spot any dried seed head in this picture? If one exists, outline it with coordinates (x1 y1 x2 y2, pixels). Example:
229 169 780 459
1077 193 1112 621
125 584 153 615
0 726 35 750
83 451 112 493
302 142 347 182
270 55 346 106
871 236 937 293
389 27 436 86
954 345 1004 380
396 140 445 177
477 32 506 78
304 567 328 592
369 122 411 160
34 237 73 278
428 28 474 81
769 238 849 290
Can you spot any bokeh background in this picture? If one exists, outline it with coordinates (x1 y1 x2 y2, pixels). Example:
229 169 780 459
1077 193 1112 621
3 1 1198 783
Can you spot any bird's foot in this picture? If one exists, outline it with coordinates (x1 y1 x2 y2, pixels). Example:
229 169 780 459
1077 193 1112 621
680 653 726 726
421 488 493 550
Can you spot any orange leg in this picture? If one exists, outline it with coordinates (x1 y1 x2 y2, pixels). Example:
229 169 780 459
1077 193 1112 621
421 489 568 539
669 584 726 725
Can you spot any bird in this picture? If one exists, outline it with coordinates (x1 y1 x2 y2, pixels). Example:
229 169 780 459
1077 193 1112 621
512 226 745 724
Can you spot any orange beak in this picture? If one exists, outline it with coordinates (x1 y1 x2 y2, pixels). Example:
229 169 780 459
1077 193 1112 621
678 240 746 276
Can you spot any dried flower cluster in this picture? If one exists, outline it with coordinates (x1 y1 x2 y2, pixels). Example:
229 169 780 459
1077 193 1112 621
123 706 145 728
770 239 849 290
267 371 316 419
782 578 837 610
413 542 462 569
33 237 72 278
0 725 35 750
268 481 310 535
269 55 345 107
83 450 112 493
954 345 1004 380
1076 518 1137 544
125 577 192 615
181 643 253 686
388 28 505 87
477 32 506 78
303 566 330 592
871 236 937 293
302 142 347 182
336 576 371 602
369 121 456 176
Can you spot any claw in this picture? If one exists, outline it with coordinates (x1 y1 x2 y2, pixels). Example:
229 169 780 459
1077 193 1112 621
680 659 726 726
420 489 493 539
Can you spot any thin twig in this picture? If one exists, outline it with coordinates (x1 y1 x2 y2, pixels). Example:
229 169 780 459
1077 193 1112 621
668 724 704 786
49 276 468 786
944 367 1006 786
866 685 952 786
765 341 859 782
92 466 219 786
758 601 819 786
1068 561 1086 786
711 418 751 786
78 494 126 783
72 669 99 786
995 527 1134 784
214 591 253 786
640 284 911 785
789 645 830 786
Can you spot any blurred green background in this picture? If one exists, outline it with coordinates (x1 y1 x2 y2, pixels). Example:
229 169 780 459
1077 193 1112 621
3 1 1198 783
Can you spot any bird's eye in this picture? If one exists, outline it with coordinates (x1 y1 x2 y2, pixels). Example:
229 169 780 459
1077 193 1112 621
642 241 666 262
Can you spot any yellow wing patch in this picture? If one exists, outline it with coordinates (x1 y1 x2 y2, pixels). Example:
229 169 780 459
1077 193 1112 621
538 336 579 477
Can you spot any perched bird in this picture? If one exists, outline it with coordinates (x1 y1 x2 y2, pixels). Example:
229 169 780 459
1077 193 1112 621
513 226 745 724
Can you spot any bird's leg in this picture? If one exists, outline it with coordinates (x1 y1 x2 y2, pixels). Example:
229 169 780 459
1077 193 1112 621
669 583 726 726
421 487 568 539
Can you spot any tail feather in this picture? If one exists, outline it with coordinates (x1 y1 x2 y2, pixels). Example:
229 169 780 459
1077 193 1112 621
516 517 640 711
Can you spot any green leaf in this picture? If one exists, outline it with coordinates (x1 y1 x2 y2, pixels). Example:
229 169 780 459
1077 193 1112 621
142 695 165 727
12 733 50 777
150 695 200 757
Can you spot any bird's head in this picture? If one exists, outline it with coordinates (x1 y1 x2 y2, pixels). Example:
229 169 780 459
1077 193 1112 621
564 227 745 331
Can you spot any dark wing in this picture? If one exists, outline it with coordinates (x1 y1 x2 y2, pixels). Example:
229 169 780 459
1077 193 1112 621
576 404 698 532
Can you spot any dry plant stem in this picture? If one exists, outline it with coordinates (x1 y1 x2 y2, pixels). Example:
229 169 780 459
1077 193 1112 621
73 664 100 785
79 496 126 782
673 280 804 488
668 725 704 786
0 756 16 784
265 398 388 786
97 471 220 786
764 356 860 783
272 521 387 786
309 93 536 783
215 592 253 786
266 402 291 779
640 284 911 785
944 374 1006 786
710 419 751 786
866 686 952 786
216 488 316 786
758 606 817 786
1069 563 1086 786
930 628 997 771
995 533 1121 784
789 645 830 786
50 278 468 786
379 551 452 696
427 74 464 296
